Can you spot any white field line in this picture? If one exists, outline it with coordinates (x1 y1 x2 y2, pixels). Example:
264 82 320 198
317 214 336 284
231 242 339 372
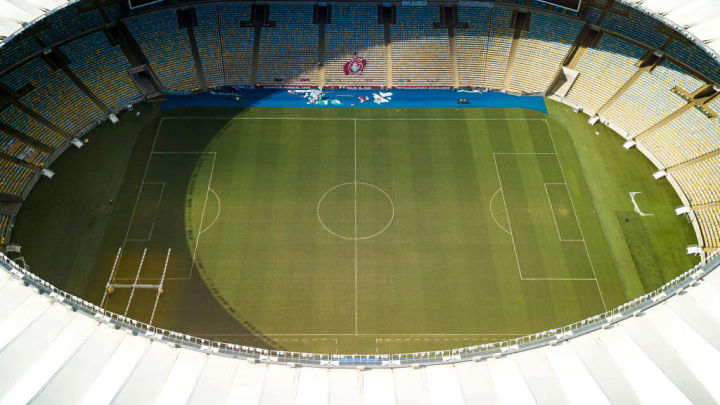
100 247 122 307
199 188 222 234
354 118 358 336
493 154 524 280
124 247 147 316
149 248 171 326
188 152 217 279
160 117 550 121
544 120 608 311
544 183 584 242
144 182 165 242
104 118 165 308
192 333 530 336
489 188 512 235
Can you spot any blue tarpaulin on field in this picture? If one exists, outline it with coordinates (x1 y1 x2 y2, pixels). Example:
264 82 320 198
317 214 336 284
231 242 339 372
160 88 548 114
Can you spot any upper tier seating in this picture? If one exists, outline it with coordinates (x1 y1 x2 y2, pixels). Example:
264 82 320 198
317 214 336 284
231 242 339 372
391 6 452 87
324 3 387 88
0 130 48 166
35 7 105 45
565 34 645 114
194 5 225 88
455 7 493 88
599 8 668 49
61 31 142 112
257 4 319 86
1 58 103 135
603 60 704 137
126 10 200 92
0 35 42 73
665 41 720 84
0 105 65 149
695 207 720 247
483 7 514 90
217 3 254 86
641 107 720 168
0 159 34 196
508 12 582 93
672 155 720 207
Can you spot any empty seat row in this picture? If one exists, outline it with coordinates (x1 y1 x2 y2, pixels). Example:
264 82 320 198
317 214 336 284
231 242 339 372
508 12 583 93
61 31 143 112
126 10 200 92
0 159 34 196
391 6 453 87
672 155 720 207
565 34 645 114
324 3 387 88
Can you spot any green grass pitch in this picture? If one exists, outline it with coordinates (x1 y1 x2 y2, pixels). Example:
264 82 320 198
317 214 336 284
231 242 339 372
11 100 698 354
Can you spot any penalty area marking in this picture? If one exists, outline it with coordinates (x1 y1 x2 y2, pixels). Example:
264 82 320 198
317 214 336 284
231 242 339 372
489 188 512 235
199 188 222 234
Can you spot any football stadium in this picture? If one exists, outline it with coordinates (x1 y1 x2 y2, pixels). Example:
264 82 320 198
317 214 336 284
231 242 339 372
0 0 720 402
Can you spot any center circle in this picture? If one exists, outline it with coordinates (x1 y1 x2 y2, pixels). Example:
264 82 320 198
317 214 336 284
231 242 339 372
317 182 395 240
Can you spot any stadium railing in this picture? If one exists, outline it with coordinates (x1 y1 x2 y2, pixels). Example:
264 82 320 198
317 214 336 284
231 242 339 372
1 248 718 368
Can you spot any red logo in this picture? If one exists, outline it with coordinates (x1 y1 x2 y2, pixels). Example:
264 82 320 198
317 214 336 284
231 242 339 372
344 56 367 76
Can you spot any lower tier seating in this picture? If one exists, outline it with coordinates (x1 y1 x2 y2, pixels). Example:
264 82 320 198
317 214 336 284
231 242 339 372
126 10 200 92
604 61 704 137
565 34 645 114
695 207 720 248
61 32 142 112
0 105 65 149
508 12 582 93
672 155 720 206
0 159 34 196
324 3 386 88
257 4 319 86
641 107 720 168
391 6 453 87
0 130 48 166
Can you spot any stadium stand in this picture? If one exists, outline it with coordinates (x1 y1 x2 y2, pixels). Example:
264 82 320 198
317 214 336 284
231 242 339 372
696 207 720 248
0 214 12 245
672 155 720 206
35 8 105 45
483 6 513 90
324 3 386 88
217 3 254 86
581 6 603 25
0 130 47 166
0 159 34 196
126 10 200 92
640 107 720 167
666 41 720 84
193 5 225 88
391 6 453 87
599 8 668 50
455 6 493 88
61 31 142 112
1 58 103 135
565 35 646 114
0 105 65 148
257 4 319 86
508 12 582 93
603 60 704 136
0 35 43 73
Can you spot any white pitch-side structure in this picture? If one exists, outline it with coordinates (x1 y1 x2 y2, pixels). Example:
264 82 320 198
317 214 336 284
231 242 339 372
0 251 719 404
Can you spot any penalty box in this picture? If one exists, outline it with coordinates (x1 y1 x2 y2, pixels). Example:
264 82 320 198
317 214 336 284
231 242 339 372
103 122 217 317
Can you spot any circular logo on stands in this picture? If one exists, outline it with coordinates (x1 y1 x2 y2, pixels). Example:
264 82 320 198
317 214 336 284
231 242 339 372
344 56 367 76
